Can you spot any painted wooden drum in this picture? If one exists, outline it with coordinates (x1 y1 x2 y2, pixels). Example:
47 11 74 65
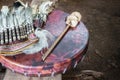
0 10 89 77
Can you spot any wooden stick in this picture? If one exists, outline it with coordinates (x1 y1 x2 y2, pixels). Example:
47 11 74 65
42 25 70 61
42 11 81 61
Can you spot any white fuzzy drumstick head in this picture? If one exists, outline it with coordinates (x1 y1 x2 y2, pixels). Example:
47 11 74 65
66 11 81 27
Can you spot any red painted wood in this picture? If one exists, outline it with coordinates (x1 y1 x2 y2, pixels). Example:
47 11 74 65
0 10 89 77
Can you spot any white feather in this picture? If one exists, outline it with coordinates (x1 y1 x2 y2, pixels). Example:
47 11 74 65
1 6 9 29
24 6 33 25
23 28 54 54
0 13 3 32
38 1 54 22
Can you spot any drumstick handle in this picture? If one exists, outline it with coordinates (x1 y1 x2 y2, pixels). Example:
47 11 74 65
42 11 81 61
42 25 70 61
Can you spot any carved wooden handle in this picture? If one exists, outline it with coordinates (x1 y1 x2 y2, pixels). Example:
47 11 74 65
42 11 81 61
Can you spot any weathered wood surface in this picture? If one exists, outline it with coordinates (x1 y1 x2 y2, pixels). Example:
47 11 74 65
4 69 62 80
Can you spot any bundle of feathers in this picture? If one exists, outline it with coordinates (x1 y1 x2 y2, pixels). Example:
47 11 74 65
21 0 55 54
0 0 56 54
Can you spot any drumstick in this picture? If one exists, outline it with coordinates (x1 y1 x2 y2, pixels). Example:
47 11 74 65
42 11 82 61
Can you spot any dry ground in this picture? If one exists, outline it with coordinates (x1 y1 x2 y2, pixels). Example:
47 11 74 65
58 0 120 80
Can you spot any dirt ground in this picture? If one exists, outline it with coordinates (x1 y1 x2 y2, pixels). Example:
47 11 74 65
58 0 120 80
0 0 120 80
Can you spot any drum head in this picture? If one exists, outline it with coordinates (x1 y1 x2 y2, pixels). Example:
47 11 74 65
0 10 89 77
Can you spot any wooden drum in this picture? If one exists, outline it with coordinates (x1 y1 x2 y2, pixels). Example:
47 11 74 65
0 10 89 77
